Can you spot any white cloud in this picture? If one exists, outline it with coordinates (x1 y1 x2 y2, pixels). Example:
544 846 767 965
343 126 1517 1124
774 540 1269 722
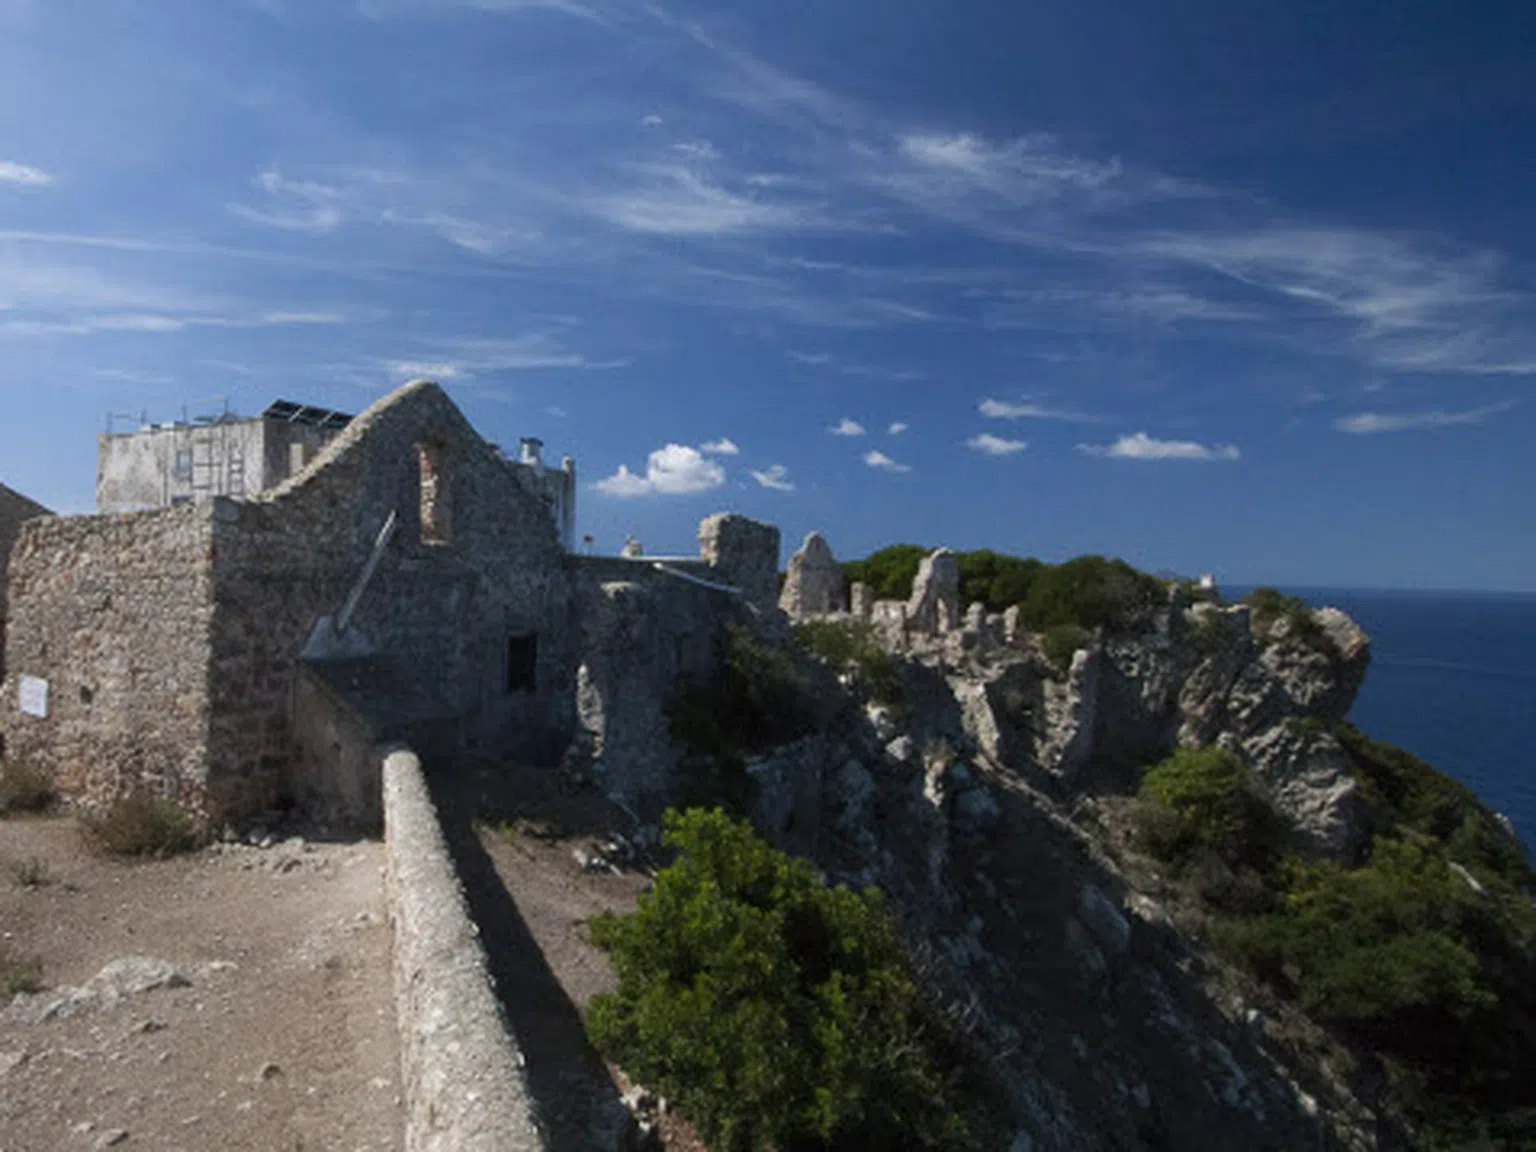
864 449 910 473
545 405 568 418
830 417 865 437
1078 432 1240 461
0 161 52 187
389 359 462 381
593 443 726 497
701 437 740 456
888 421 908 435
260 310 345 325
230 167 345 233
1334 401 1514 435
640 113 664 127
588 163 825 236
979 397 1096 422
750 464 794 491
967 433 1027 456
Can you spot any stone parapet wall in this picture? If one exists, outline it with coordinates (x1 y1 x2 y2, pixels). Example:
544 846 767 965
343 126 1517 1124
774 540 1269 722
1 503 217 816
382 748 545 1152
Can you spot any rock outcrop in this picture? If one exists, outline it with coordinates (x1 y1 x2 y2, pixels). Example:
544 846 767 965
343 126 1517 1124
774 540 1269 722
906 548 960 633
779 532 845 620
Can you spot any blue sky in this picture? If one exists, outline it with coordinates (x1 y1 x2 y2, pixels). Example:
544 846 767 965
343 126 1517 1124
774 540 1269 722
2 0 1533 590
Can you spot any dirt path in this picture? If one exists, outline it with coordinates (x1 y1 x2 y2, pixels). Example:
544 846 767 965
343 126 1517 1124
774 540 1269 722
0 816 402 1152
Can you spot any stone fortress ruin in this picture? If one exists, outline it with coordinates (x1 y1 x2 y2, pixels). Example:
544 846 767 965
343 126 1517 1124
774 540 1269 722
1 379 774 831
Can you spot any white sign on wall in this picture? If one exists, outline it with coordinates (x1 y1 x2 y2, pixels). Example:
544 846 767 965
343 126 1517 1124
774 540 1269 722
18 675 49 719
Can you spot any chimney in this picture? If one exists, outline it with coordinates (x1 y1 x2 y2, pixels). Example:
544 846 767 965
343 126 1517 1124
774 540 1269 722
518 437 544 466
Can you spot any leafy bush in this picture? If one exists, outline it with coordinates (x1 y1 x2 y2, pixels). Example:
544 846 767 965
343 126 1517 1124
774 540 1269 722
667 626 812 813
794 619 901 707
841 544 929 602
1135 747 1283 877
957 550 1044 613
1187 611 1233 659
843 546 1159 635
1218 840 1501 1040
587 808 993 1151
81 791 199 857
1019 555 1164 635
10 855 52 888
0 945 42 997
1338 723 1531 886
0 759 54 815
1244 587 1337 658
1041 624 1092 674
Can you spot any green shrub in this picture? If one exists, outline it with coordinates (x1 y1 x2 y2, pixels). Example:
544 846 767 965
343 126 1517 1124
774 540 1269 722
1019 555 1164 635
587 808 992 1151
1136 747 1283 876
0 945 42 997
81 791 199 857
957 550 1044 613
10 855 52 888
1338 723 1531 887
794 619 902 708
1041 624 1092 674
1187 611 1232 659
841 544 929 602
0 759 54 815
1244 587 1337 658
667 626 812 813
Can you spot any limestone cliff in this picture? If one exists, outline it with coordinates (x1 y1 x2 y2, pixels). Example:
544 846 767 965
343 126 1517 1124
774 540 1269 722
728 586 1393 1149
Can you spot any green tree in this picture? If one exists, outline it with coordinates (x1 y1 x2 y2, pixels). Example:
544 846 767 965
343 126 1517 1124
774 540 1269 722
587 809 989 1151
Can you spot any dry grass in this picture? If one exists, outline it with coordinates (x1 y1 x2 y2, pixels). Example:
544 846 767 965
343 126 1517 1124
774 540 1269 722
81 791 199 858
0 943 43 996
0 759 55 815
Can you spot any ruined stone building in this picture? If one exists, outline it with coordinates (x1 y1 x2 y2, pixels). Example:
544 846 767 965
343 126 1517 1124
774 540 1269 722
0 482 52 685
2 380 775 828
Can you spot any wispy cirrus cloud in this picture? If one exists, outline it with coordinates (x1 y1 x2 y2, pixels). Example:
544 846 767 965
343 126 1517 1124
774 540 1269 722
1078 432 1240 461
0 160 52 187
588 162 830 236
864 449 910 473
966 432 1027 456
594 442 726 497
701 437 740 455
979 396 1097 422
1334 400 1515 434
750 463 794 491
382 329 626 383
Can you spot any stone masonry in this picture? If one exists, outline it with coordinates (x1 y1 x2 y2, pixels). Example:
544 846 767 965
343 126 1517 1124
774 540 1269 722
0 481 51 687
3 380 782 829
779 532 846 620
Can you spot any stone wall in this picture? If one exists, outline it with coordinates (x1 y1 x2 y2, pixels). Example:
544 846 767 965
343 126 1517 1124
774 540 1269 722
209 379 578 818
382 748 544 1151
698 513 780 613
0 481 51 687
1 503 218 815
567 556 737 812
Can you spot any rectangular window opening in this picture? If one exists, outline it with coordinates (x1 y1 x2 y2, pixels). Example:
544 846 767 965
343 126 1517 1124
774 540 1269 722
505 634 538 695
417 440 451 544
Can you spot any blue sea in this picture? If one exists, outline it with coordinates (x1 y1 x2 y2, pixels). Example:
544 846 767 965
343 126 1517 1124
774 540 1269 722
1255 588 1536 855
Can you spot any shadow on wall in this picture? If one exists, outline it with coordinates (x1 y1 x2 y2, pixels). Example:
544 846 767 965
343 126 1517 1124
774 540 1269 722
427 767 628 1152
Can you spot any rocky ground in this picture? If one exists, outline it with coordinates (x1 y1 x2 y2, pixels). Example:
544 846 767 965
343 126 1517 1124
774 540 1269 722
0 815 401 1152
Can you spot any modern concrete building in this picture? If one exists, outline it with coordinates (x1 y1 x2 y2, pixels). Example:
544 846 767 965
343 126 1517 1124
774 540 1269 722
96 400 354 513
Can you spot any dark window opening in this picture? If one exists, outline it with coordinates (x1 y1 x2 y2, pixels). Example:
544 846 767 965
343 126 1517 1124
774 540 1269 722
505 634 538 695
